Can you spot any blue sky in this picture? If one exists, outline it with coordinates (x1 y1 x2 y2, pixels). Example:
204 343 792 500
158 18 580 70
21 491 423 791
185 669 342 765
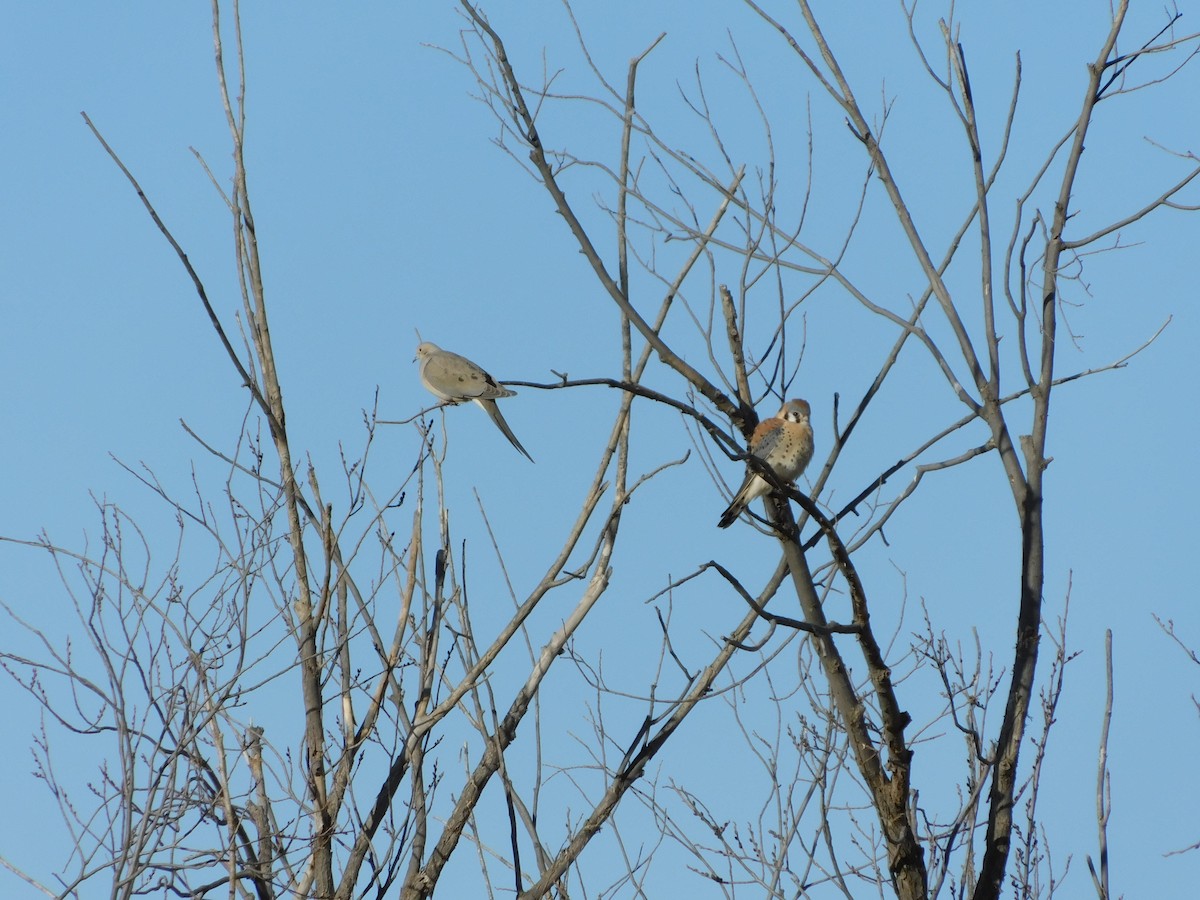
2 2 1198 896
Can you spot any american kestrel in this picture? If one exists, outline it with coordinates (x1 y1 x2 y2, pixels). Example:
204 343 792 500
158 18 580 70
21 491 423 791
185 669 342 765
415 341 534 462
717 398 814 528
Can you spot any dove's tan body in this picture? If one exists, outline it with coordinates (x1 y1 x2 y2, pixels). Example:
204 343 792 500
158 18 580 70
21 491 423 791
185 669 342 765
415 341 534 462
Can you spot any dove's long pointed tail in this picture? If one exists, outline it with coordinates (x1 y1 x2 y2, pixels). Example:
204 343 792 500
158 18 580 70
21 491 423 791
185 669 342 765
477 399 535 462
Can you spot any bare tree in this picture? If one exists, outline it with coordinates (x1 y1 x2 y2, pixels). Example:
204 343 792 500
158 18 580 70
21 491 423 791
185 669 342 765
2 1 1197 899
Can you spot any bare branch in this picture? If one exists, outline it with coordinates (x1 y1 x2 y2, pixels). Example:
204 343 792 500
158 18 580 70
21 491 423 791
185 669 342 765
1086 629 1114 899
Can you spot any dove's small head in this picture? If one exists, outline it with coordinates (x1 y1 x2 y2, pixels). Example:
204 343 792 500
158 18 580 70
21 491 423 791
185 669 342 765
414 341 441 363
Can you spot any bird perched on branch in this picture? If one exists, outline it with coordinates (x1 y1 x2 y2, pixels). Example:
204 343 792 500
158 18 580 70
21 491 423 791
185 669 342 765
415 341 534 462
717 398 813 528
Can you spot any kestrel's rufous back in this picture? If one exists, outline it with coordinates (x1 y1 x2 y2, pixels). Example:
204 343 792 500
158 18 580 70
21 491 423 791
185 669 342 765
717 398 814 528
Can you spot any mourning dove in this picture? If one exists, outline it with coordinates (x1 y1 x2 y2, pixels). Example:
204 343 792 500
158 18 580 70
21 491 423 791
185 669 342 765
415 341 534 462
718 399 813 528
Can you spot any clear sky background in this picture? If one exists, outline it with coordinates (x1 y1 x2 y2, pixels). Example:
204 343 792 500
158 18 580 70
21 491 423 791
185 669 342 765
2 2 1198 896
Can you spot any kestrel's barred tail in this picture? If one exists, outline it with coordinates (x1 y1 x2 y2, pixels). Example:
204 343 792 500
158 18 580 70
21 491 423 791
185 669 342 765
717 398 814 529
718 480 763 529
414 341 534 462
